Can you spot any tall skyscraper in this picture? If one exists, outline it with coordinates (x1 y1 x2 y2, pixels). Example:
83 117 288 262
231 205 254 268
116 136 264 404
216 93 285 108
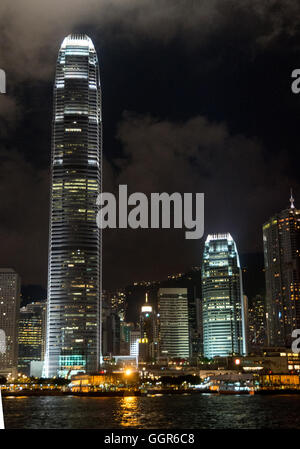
0 269 21 377
263 193 300 347
45 34 102 377
139 293 157 361
158 288 190 359
202 234 246 359
18 302 46 375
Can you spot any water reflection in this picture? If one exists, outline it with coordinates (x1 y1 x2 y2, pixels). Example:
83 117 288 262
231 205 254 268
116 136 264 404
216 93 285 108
118 396 140 427
4 395 300 429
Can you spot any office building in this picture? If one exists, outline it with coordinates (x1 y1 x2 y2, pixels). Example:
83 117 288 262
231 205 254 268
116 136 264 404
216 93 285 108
158 288 190 359
102 292 121 356
130 329 140 360
0 269 21 377
45 34 102 377
18 302 46 375
248 294 266 351
139 293 157 361
263 192 300 347
119 321 134 355
202 234 246 359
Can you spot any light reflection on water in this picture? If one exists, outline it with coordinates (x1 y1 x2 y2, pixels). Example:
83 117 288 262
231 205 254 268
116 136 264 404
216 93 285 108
118 396 139 427
3 394 300 429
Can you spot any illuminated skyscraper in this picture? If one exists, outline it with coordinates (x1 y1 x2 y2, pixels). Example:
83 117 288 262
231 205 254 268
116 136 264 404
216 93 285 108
0 269 21 377
202 234 246 359
130 329 140 362
45 34 102 377
263 192 300 347
139 293 157 361
248 294 266 351
158 288 190 359
18 302 46 375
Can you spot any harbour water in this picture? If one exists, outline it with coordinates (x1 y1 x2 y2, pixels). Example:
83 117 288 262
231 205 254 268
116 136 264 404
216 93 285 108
3 393 300 429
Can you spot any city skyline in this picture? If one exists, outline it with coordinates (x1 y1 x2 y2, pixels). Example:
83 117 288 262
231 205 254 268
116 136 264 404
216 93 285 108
1 1 300 433
0 3 298 381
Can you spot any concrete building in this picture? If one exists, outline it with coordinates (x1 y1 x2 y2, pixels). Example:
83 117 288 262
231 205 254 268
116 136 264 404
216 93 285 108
248 294 266 352
0 269 21 377
158 288 190 359
139 293 157 361
263 192 300 347
18 302 46 375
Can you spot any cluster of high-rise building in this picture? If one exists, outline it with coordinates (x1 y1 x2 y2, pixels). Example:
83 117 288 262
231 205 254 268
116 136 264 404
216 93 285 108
0 269 46 377
0 34 299 379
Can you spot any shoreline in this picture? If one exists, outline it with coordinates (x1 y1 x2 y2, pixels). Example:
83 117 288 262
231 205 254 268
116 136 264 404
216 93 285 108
3 388 300 397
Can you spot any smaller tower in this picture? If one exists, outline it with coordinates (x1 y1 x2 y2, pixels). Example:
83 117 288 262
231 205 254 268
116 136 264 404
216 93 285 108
140 293 156 362
158 288 190 360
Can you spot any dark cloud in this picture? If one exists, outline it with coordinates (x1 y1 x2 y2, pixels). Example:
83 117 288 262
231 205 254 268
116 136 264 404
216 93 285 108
103 111 294 288
0 0 299 288
115 113 292 246
1 0 300 81
0 151 49 284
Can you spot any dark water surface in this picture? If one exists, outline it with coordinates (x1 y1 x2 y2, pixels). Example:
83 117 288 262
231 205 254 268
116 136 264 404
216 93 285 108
3 394 300 429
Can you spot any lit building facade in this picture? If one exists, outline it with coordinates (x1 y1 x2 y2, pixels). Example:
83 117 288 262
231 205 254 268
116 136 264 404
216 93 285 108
18 302 46 375
102 292 121 356
263 193 300 347
202 234 246 359
158 288 190 359
119 322 134 355
110 290 126 322
130 329 140 362
248 294 266 351
45 34 102 377
139 293 157 361
0 269 21 377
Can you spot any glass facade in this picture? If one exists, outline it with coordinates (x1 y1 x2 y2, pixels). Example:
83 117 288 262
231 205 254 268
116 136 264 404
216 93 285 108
263 199 300 347
45 34 102 377
248 294 266 351
0 269 21 377
18 302 46 375
158 288 190 359
202 234 246 359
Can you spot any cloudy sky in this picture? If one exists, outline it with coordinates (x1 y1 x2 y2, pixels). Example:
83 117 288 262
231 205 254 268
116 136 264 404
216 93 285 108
0 0 299 289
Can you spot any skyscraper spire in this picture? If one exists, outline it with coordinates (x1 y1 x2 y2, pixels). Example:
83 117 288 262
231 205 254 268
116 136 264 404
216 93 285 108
141 292 152 313
290 188 295 209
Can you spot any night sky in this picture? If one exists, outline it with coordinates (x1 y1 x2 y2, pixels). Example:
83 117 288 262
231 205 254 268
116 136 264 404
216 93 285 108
0 0 299 290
